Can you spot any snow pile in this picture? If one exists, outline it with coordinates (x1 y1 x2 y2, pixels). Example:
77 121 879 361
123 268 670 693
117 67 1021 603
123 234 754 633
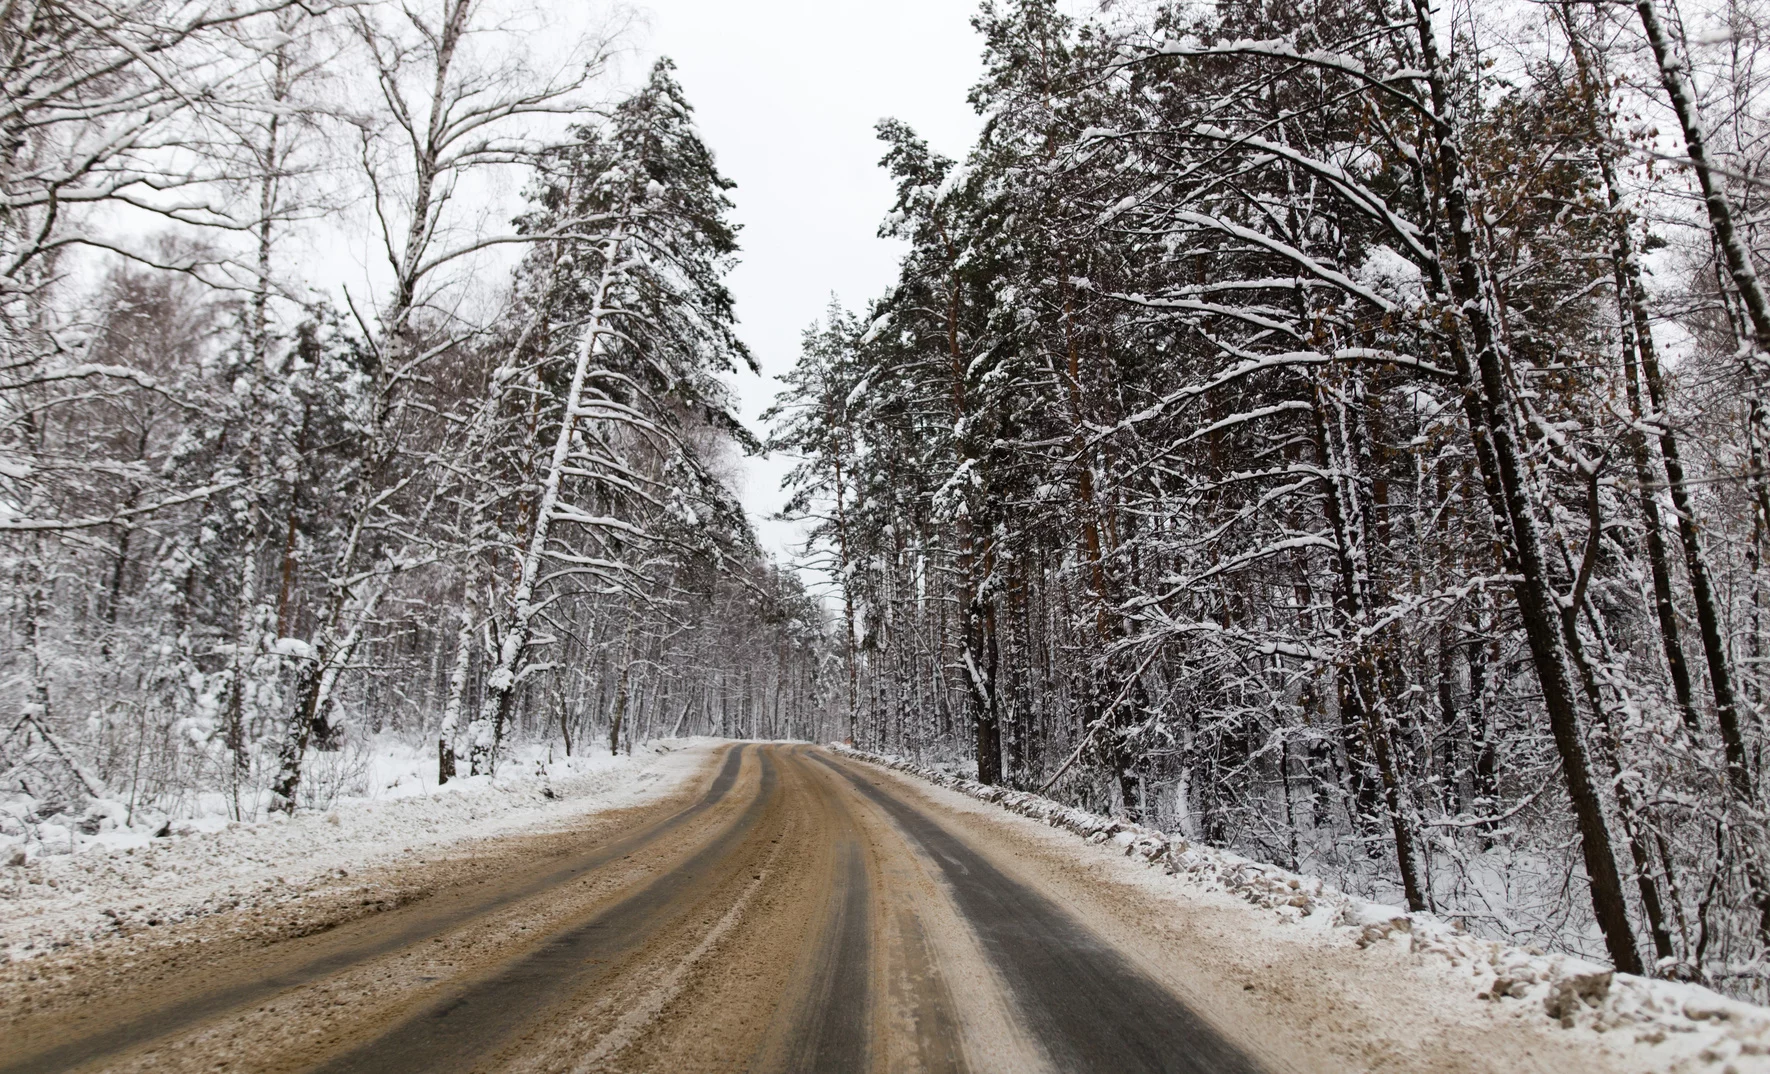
834 744 1770 1072
1 734 622 864
0 738 715 963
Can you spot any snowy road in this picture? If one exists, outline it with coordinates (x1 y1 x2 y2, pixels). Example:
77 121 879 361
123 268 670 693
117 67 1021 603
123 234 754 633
0 744 1653 1073
1 744 1258 1073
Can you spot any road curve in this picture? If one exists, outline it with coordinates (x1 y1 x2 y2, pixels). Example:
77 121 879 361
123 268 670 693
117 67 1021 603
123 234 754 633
0 745 1265 1074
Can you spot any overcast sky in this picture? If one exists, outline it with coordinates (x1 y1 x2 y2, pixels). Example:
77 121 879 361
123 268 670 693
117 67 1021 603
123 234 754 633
627 1 987 566
295 1 988 574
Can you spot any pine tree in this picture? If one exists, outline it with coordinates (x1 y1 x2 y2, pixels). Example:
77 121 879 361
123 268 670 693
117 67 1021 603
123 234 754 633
470 59 754 772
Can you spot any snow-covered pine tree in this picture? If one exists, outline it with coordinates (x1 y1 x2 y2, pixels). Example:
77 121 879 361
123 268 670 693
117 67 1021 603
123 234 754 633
780 0 1770 986
764 306 869 744
468 59 755 773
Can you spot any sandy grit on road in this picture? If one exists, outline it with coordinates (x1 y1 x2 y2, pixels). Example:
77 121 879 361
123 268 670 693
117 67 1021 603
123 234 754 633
0 742 1708 1073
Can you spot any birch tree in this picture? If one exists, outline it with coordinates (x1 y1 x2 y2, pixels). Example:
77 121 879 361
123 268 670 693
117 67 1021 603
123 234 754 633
468 59 754 772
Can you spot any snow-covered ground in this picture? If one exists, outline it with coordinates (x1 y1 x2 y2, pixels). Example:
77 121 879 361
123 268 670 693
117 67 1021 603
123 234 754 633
1 734 630 863
0 737 717 963
835 745 1770 1074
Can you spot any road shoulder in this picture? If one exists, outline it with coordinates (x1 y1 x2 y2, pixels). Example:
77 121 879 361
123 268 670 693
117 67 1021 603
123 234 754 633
837 750 1747 1074
0 741 724 1053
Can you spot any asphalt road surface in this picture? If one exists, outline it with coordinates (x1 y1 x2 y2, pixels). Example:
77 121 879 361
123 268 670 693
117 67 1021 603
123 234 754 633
0 745 1266 1074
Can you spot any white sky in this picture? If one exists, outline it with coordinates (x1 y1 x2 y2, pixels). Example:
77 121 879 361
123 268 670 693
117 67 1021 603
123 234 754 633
628 1 986 567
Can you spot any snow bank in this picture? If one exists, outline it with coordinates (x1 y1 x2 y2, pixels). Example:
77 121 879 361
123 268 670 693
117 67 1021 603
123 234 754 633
0 738 718 963
0 735 670 862
834 745 1770 1073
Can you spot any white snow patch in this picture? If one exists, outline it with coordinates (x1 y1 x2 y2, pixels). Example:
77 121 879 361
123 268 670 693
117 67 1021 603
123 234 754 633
1354 243 1426 304
859 313 891 345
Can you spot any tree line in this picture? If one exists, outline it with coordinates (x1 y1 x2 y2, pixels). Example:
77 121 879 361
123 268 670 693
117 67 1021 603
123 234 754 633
770 0 1770 991
1 2 833 827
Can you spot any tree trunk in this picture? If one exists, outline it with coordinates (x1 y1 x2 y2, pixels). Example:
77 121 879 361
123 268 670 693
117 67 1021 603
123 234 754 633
1631 0 1770 947
475 226 629 772
1410 0 1642 973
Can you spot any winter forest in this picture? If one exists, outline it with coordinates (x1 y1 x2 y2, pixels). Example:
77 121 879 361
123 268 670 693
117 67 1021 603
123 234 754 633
2 8 829 833
10 0 1770 1004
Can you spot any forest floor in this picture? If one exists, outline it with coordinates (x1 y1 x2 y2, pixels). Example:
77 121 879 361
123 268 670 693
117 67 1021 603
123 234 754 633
0 741 1762 1073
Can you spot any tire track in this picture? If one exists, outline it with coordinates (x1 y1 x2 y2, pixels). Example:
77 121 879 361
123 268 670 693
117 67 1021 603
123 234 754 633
758 747 970 1074
887 905 968 1074
741 747 874 1073
816 752 1264 1074
771 832 870 1071
313 747 781 1074
559 835 786 1074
